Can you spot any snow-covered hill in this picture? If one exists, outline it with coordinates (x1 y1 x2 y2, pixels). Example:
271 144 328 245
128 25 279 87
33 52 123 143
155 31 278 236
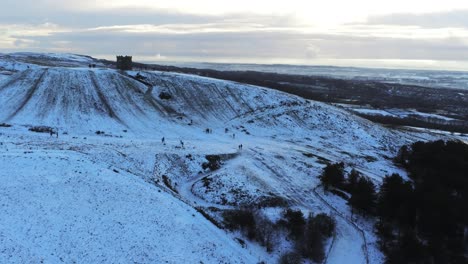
0 53 451 263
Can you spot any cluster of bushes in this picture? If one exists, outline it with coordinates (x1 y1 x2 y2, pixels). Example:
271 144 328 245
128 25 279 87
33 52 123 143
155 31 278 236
159 92 172 100
279 209 335 262
202 155 221 171
319 163 377 216
321 140 468 263
223 208 335 263
28 126 54 133
161 175 178 194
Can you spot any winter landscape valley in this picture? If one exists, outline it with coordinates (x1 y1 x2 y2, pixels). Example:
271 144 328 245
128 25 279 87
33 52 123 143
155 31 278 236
0 53 466 264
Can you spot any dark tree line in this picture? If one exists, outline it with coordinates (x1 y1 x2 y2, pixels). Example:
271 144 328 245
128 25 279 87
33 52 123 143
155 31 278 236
381 140 468 264
358 113 468 134
320 140 468 263
223 208 335 263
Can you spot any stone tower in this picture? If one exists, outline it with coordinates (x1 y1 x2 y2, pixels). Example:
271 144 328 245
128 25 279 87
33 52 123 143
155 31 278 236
116 55 133 70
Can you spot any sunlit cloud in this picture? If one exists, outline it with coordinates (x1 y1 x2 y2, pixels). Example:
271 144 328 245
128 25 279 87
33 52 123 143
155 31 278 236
1 0 468 70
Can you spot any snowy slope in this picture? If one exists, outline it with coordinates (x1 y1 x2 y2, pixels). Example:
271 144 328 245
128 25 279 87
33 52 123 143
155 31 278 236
0 52 101 70
0 142 265 263
0 53 455 264
0 68 169 132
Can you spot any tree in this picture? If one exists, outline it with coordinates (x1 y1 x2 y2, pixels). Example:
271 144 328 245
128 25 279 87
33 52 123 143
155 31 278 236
311 213 336 238
279 252 302 264
394 145 410 166
254 212 277 252
377 173 414 226
349 176 377 216
222 208 256 239
345 168 361 192
320 162 345 190
279 209 306 240
301 225 325 263
300 214 335 263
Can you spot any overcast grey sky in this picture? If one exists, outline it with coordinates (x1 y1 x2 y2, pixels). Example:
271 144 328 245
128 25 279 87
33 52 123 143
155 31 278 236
2 0 468 70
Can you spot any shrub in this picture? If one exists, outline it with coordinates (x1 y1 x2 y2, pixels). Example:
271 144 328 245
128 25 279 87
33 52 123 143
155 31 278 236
279 252 302 264
162 175 178 193
279 209 306 240
222 209 256 239
298 214 335 263
159 92 172 100
202 155 221 171
300 224 325 262
310 213 335 238
29 126 54 133
253 212 277 252
255 195 289 208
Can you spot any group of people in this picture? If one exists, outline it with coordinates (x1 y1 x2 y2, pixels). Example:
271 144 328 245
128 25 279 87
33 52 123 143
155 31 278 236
161 137 185 149
161 136 244 151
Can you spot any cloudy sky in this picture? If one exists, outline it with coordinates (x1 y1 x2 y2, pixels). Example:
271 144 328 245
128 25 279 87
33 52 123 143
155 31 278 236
2 0 468 70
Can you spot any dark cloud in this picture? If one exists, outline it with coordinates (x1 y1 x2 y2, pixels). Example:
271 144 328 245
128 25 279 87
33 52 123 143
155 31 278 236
364 10 468 29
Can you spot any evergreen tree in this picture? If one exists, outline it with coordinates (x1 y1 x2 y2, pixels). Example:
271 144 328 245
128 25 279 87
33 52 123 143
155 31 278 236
377 173 414 225
300 215 326 263
280 209 306 240
320 162 345 190
345 168 361 192
349 176 377 216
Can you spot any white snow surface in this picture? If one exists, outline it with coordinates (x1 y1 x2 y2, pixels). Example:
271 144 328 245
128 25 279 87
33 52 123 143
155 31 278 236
0 53 457 264
0 148 262 263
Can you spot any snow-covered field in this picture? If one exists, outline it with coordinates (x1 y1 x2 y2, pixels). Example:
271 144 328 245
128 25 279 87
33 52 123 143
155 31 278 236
0 143 264 263
335 103 459 122
167 61 468 91
0 53 457 263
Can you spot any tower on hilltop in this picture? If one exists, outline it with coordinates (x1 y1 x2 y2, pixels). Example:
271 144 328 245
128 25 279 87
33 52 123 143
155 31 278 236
116 55 133 70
